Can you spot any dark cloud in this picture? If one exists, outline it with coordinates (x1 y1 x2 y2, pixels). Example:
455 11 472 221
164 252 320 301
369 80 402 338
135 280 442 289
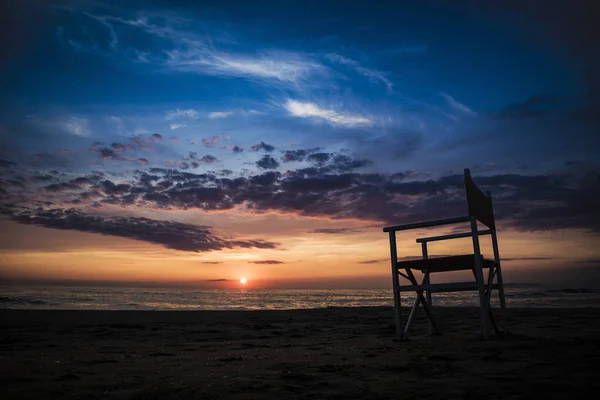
3 152 600 235
30 174 55 183
501 257 554 262
307 152 330 166
89 134 165 159
575 259 600 265
249 141 275 152
202 136 228 147
111 142 132 151
231 145 244 153
250 171 281 186
357 255 456 264
248 260 284 264
201 262 224 265
329 154 372 172
310 228 358 234
205 278 228 281
200 155 218 163
0 207 279 252
99 148 116 159
280 148 321 163
256 155 279 170
0 159 16 168
44 181 84 192
281 149 308 162
357 259 387 264
496 95 564 120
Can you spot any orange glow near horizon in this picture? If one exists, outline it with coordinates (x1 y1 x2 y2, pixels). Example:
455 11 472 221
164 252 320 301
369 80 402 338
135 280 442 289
1 219 599 288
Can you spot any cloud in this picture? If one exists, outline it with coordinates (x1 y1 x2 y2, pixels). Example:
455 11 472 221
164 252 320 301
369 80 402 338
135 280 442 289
501 257 554 262
3 150 599 235
201 262 224 265
325 53 393 91
310 228 359 234
440 93 477 116
34 153 54 160
280 148 321 163
65 10 328 88
60 148 79 155
249 141 275 152
166 48 326 85
284 100 371 127
1 207 279 252
496 95 563 120
188 153 219 164
59 116 92 137
165 108 198 120
90 134 165 158
202 136 228 147
170 124 186 130
256 155 279 170
208 111 234 119
248 260 284 264
0 159 17 168
357 259 387 264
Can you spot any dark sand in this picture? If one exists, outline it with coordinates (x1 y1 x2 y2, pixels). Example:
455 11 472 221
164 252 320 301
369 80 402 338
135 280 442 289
1 307 599 399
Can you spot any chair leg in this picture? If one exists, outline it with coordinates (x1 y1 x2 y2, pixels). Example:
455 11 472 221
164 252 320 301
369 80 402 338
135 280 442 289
495 264 508 333
424 272 434 335
491 228 508 333
472 268 499 336
474 267 489 338
404 296 421 338
405 269 440 335
486 266 499 334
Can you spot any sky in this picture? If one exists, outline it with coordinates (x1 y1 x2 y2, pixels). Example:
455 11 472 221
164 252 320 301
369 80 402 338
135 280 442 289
1 0 599 288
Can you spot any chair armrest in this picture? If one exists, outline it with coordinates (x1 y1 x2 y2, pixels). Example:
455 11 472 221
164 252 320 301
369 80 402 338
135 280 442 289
383 216 470 233
416 229 492 243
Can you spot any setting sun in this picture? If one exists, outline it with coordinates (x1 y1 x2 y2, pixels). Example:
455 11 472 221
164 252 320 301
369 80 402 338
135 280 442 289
240 277 247 285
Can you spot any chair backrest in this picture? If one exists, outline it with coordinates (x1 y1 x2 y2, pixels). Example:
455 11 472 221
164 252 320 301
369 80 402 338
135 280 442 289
464 169 495 229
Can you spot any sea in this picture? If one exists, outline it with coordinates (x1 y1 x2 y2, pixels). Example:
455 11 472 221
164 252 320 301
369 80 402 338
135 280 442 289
1 285 599 310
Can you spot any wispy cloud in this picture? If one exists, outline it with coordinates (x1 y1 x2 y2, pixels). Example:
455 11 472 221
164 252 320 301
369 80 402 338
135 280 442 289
61 116 92 137
325 53 393 91
165 108 198 120
202 135 228 147
27 116 93 138
440 93 477 116
65 10 328 88
208 109 264 119
248 260 284 264
169 124 186 130
166 49 326 85
284 100 372 127
208 111 234 119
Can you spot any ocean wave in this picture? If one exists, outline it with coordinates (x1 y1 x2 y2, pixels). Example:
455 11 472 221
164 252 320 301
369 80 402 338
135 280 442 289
545 288 600 294
0 296 49 305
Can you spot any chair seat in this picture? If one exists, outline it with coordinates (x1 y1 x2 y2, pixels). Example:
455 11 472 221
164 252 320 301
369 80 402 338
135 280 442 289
396 254 494 273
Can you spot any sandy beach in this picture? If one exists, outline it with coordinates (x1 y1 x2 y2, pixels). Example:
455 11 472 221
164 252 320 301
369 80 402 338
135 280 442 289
1 306 599 399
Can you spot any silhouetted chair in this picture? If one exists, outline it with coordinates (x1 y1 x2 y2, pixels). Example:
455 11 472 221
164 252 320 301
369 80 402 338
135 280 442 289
383 168 507 340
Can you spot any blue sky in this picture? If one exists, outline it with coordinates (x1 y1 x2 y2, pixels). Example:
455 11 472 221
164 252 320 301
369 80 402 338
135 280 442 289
1 0 599 287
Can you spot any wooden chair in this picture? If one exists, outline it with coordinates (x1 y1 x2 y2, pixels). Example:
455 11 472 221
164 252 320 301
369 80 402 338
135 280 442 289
383 169 507 340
